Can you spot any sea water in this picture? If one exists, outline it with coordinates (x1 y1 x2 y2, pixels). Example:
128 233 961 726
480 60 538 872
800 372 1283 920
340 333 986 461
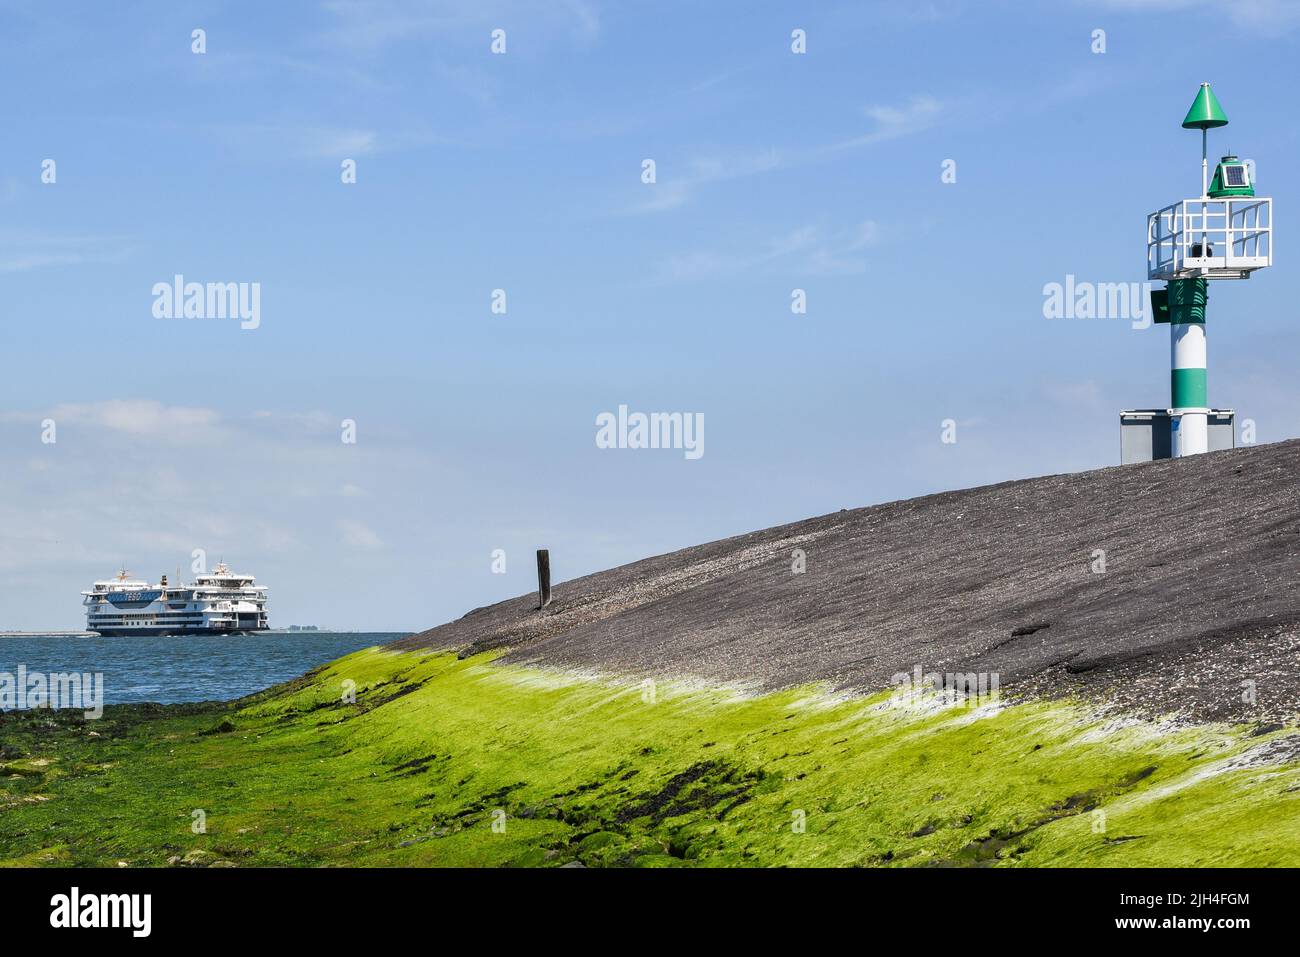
0 632 405 705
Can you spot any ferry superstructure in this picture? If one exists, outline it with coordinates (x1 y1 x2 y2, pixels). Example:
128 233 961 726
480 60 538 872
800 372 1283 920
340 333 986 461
83 564 269 637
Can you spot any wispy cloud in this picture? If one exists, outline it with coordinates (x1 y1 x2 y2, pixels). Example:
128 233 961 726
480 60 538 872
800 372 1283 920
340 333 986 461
1083 0 1300 31
35 400 226 444
201 123 382 160
835 95 945 151
0 252 85 273
198 50 390 93
337 518 384 549
625 148 783 214
626 94 945 216
659 220 884 282
250 409 341 435
303 127 378 157
0 399 407 613
0 232 133 273
5 401 351 448
317 0 601 53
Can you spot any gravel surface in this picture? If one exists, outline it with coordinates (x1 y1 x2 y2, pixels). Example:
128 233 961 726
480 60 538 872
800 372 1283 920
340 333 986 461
393 441 1300 724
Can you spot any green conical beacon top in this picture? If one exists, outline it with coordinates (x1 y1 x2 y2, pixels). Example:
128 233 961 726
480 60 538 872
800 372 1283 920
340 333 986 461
1182 82 1229 130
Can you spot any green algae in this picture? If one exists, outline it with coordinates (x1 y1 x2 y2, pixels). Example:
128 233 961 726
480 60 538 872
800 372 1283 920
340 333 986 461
0 647 1296 868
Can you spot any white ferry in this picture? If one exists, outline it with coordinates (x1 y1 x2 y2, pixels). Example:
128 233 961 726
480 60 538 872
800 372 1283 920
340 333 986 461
83 563 269 637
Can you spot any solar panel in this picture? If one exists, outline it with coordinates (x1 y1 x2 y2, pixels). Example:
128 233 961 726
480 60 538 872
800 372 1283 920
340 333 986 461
1225 165 1247 187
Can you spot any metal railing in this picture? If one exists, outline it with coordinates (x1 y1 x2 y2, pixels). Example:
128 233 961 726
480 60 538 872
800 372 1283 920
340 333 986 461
1147 197 1271 280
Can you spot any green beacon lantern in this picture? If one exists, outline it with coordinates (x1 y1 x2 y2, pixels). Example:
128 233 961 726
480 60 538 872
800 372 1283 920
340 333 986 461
1208 155 1254 198
1124 83 1273 465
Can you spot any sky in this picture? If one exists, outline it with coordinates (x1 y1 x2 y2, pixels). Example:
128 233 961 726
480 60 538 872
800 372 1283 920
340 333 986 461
1 0 1298 631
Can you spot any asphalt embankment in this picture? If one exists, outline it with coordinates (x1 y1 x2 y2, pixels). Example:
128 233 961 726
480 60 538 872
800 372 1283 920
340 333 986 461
394 440 1300 724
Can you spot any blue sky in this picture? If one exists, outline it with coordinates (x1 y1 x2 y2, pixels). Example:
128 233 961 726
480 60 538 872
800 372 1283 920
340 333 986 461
2 0 1298 630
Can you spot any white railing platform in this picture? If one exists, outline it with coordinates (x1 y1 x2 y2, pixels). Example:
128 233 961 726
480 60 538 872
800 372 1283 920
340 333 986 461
1147 197 1271 281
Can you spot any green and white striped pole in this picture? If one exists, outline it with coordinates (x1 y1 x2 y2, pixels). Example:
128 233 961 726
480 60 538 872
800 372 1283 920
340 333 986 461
1169 278 1209 457
1168 84 1227 458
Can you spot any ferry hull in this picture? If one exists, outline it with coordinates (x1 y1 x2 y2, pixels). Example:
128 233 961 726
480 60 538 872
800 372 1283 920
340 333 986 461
91 624 271 638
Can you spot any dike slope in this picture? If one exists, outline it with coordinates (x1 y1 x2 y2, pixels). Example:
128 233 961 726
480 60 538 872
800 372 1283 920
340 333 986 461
393 440 1300 723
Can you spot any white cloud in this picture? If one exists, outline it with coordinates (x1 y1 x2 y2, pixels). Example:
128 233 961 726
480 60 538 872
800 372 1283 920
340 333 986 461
625 149 783 215
631 180 691 214
318 0 600 53
42 400 223 439
847 221 882 250
303 128 377 157
0 233 133 273
250 409 341 436
0 252 85 273
844 95 944 149
202 124 380 160
0 398 431 628
660 220 883 282
626 96 943 216
1225 0 1300 26
1084 0 1300 30
337 518 383 549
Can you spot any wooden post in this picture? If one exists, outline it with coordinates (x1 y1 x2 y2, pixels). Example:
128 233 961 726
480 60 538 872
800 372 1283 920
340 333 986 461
536 549 552 609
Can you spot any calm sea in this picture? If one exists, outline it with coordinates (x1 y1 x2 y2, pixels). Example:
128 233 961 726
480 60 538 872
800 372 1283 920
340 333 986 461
0 632 407 705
